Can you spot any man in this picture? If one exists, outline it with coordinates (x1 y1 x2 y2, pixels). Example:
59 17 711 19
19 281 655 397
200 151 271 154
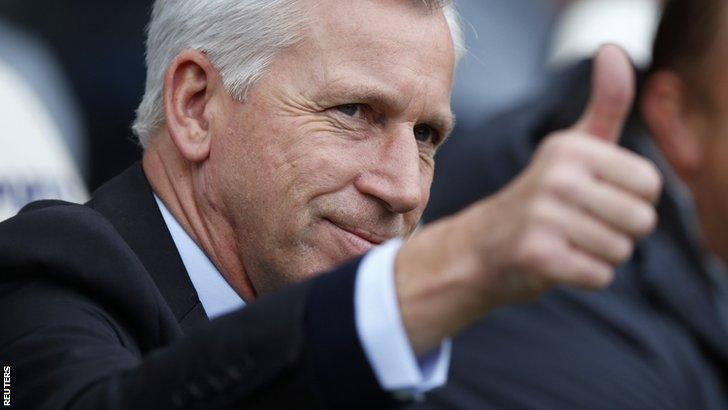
0 0 661 408
420 0 728 408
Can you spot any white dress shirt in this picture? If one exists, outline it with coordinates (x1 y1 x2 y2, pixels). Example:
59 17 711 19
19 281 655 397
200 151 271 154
154 196 450 397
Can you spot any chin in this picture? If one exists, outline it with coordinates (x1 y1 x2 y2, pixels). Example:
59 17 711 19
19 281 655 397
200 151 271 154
293 245 364 282
261 223 379 291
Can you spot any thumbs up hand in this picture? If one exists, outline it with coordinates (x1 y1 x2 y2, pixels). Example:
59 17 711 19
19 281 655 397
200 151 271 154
573 44 636 141
395 45 663 355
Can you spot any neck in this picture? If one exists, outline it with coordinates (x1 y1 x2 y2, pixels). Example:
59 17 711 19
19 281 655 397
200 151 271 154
142 132 258 301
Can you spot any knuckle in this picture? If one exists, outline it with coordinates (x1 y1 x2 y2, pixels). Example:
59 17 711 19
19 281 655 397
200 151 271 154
634 158 663 200
572 257 614 289
644 161 664 200
629 204 658 237
528 198 554 224
540 132 577 158
540 132 564 153
515 231 558 271
589 266 615 289
611 236 635 264
542 165 583 199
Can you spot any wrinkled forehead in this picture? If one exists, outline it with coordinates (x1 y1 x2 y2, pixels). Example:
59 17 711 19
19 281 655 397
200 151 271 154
306 0 455 63
297 0 456 116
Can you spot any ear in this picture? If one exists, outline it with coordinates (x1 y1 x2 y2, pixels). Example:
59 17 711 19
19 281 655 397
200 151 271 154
163 50 221 163
641 70 705 182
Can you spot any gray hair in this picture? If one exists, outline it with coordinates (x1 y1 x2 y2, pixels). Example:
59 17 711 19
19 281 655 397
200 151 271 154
132 0 465 146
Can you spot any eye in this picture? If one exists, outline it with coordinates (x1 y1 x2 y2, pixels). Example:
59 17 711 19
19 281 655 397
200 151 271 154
414 124 438 144
336 104 363 117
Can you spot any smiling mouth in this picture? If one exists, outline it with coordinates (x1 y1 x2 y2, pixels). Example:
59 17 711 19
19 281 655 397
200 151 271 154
323 218 390 255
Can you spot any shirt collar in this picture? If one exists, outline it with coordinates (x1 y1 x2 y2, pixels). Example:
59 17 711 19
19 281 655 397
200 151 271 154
154 195 245 319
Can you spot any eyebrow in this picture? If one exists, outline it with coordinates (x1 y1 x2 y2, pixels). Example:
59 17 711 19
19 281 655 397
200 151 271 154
427 112 456 141
325 83 405 111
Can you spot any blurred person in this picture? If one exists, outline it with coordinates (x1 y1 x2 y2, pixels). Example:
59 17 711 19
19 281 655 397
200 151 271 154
0 21 87 220
418 0 728 408
0 1 660 409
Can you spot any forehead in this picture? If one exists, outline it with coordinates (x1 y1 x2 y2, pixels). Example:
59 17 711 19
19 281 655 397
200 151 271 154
299 0 455 114
309 0 453 47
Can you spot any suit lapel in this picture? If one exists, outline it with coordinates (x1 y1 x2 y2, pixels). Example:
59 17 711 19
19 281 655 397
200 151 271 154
87 162 209 332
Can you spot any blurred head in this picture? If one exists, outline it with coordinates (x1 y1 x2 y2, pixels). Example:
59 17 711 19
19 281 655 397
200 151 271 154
640 0 728 258
137 0 463 297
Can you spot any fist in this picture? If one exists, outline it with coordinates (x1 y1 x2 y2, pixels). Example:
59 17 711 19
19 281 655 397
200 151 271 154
395 45 663 354
478 127 661 299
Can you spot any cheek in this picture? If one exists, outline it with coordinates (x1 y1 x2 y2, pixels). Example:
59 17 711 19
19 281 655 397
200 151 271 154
421 166 434 195
279 120 375 197
419 161 434 203
220 116 371 223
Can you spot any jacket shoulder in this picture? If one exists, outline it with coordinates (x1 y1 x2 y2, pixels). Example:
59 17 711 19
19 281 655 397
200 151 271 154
0 199 180 348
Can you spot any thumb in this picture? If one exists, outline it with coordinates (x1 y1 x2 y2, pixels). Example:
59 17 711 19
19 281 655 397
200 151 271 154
572 44 635 143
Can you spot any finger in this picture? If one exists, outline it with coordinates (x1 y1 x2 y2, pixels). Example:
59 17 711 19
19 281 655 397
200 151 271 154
538 199 634 265
572 44 635 143
554 248 615 290
535 237 614 290
563 212 634 267
550 167 659 238
566 135 663 203
590 148 662 204
580 181 656 239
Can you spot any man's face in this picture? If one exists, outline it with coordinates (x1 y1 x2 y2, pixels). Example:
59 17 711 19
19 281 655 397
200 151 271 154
203 0 455 295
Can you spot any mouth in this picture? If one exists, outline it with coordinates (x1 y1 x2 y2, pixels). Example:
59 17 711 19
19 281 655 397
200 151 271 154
323 218 391 256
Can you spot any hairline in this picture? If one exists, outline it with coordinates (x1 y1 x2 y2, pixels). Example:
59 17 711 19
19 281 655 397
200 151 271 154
132 0 463 147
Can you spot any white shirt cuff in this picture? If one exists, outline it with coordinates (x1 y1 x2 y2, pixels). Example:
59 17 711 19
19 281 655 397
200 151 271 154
354 238 451 399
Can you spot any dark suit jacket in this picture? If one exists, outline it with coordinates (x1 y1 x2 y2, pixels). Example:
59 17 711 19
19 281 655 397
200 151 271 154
416 60 728 409
0 163 401 409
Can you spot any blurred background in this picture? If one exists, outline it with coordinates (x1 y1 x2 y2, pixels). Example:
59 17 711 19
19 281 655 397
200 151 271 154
0 0 661 220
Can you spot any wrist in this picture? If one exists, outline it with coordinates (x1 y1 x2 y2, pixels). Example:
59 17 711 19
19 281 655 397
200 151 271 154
394 216 484 355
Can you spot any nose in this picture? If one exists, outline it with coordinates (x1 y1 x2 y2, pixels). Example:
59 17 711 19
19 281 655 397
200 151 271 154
354 128 425 214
